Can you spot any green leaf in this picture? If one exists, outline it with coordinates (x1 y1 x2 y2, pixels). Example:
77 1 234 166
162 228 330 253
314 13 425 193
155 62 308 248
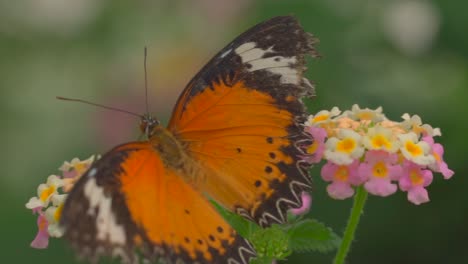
287 219 341 253
250 224 292 260
211 200 260 238
211 200 340 258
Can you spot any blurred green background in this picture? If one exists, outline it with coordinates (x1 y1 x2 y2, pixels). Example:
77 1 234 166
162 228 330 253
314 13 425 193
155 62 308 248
2 0 467 263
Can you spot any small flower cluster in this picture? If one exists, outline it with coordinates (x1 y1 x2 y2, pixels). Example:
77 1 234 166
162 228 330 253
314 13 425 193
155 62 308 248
302 105 453 205
25 155 97 248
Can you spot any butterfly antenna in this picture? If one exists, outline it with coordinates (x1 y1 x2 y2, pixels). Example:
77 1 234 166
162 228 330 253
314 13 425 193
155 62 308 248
144 46 149 116
56 96 143 118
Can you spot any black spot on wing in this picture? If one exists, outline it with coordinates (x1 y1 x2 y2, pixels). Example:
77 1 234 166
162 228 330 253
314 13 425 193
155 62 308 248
255 180 262 188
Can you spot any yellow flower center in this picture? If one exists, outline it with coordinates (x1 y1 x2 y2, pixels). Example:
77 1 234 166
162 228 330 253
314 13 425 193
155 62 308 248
313 114 329 123
54 204 64 222
372 161 388 178
307 142 319 154
433 151 440 162
40 186 56 202
334 166 349 182
73 163 88 176
337 138 356 153
405 141 422 156
371 134 391 150
413 126 425 135
357 112 373 120
409 169 424 185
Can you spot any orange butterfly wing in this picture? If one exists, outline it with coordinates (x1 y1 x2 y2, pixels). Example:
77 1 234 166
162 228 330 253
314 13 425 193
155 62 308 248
61 142 255 263
168 16 317 226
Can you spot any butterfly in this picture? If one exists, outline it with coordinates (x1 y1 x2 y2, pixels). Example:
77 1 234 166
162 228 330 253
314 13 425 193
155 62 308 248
60 15 318 264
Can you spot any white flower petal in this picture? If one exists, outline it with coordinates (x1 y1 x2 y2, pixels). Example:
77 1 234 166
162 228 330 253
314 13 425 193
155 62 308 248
48 223 64 238
324 150 354 165
351 147 365 160
413 154 436 165
345 104 385 122
306 107 342 126
47 175 64 188
69 157 80 166
330 106 341 116
402 113 411 120
399 132 435 165
58 161 72 171
412 115 422 125
363 126 399 153
25 197 44 209
432 127 442 137
82 155 96 165
398 132 418 143
44 206 57 223
37 183 48 197
324 129 363 164
45 205 65 237
338 129 362 142
352 104 360 112
419 141 430 153
325 137 339 149
51 194 68 206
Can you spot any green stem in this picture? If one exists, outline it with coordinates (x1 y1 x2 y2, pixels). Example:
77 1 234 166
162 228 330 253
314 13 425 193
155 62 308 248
333 186 368 264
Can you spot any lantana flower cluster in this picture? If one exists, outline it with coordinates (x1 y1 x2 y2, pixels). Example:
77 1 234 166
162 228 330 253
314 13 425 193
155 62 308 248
25 155 97 248
302 105 453 205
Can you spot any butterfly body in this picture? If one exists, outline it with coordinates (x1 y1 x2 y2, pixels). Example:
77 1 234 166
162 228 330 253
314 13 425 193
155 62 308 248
148 125 190 170
61 16 318 264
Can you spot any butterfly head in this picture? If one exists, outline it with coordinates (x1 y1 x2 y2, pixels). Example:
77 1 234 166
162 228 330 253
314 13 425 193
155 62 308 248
140 114 160 138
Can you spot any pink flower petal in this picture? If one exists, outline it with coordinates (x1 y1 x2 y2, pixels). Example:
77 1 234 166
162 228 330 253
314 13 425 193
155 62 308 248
307 126 327 141
399 173 413 191
290 192 312 215
421 169 433 187
62 170 77 179
32 207 43 214
421 135 434 145
347 160 364 186
358 163 372 182
438 161 454 179
364 150 398 164
31 230 49 249
431 142 443 155
360 150 402 183
400 161 433 189
422 136 454 179
399 161 433 204
321 161 337 182
30 214 49 249
431 143 454 179
388 164 403 181
327 181 355 199
364 178 397 197
407 186 430 205
303 127 327 163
